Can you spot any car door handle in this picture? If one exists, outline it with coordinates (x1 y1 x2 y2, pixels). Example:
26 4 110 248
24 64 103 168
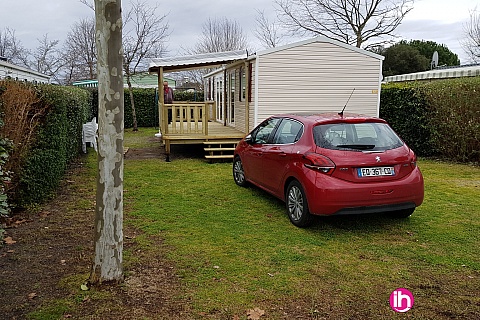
279 152 287 157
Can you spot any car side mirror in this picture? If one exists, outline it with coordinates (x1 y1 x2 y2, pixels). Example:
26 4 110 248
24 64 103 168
244 134 253 144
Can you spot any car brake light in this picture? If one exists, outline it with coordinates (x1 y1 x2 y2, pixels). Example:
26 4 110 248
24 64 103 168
303 153 336 175
410 152 417 168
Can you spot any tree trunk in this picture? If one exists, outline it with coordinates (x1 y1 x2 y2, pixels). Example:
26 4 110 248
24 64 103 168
126 73 138 131
90 0 124 284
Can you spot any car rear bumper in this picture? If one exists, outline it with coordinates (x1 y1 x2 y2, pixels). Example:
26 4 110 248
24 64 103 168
305 168 424 216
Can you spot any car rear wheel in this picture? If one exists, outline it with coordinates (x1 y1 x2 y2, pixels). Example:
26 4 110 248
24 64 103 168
388 208 415 218
286 180 313 227
233 157 247 187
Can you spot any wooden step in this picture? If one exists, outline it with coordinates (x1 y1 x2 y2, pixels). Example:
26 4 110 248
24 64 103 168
203 140 238 160
205 154 234 159
203 140 240 145
204 147 236 152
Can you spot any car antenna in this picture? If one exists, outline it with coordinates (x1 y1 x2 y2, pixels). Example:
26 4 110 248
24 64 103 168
338 88 355 117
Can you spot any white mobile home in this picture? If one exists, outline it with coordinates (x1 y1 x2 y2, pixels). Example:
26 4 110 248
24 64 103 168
204 36 384 134
149 36 384 160
0 58 50 84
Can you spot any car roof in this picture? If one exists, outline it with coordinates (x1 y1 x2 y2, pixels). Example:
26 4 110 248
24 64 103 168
271 112 386 125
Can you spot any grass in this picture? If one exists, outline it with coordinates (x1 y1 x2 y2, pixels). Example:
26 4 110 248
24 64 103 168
120 129 480 319
24 128 480 319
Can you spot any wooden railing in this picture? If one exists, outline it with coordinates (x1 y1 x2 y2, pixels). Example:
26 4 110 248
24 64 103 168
161 101 216 135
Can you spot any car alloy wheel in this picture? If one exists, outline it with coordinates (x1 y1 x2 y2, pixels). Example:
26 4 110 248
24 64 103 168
286 180 312 227
233 157 247 187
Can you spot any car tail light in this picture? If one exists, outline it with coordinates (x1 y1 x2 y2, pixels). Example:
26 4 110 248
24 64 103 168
303 153 336 175
410 151 417 169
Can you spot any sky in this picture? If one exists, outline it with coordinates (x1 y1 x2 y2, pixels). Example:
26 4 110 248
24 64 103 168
1 0 478 65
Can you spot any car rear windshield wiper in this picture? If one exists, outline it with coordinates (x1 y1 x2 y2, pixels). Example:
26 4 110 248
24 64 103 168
336 144 375 150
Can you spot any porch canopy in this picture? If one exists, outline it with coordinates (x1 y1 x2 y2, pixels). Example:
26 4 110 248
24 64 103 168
148 50 248 73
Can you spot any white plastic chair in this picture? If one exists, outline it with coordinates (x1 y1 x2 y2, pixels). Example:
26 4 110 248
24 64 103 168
82 117 98 153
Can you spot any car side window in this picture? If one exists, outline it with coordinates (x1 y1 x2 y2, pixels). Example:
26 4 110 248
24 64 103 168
273 119 304 144
252 118 281 144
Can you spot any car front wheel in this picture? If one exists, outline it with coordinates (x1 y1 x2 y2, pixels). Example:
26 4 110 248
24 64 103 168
233 157 247 187
286 180 313 227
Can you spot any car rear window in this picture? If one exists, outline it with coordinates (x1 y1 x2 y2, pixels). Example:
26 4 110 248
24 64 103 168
313 122 404 151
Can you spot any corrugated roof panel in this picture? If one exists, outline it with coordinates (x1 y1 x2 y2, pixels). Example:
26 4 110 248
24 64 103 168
383 64 480 82
149 50 248 72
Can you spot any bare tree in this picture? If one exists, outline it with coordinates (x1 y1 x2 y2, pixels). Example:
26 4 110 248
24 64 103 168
194 17 248 53
462 8 480 63
0 28 30 66
63 18 97 81
90 0 124 284
254 9 286 48
32 34 64 83
185 17 248 87
274 0 414 48
80 0 95 10
123 0 169 131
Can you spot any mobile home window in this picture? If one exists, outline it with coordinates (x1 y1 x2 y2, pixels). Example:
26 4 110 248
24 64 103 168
239 66 246 102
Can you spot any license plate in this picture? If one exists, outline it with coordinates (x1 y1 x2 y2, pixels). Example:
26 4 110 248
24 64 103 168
358 167 395 177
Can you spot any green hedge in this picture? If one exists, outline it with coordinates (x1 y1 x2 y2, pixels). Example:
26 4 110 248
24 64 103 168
16 85 90 206
380 77 480 163
421 78 480 163
380 83 434 156
89 88 204 129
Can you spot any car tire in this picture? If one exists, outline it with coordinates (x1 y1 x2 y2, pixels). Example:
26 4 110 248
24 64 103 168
286 180 313 227
233 156 248 187
388 208 415 218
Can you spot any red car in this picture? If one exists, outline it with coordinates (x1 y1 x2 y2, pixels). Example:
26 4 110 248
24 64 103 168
233 113 424 227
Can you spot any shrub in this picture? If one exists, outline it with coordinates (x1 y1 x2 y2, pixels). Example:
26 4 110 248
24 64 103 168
89 87 205 129
381 77 480 163
0 91 14 229
421 77 480 163
124 88 158 128
380 82 435 156
0 81 90 208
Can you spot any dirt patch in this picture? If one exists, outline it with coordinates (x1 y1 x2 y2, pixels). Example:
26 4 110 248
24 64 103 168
124 138 205 161
0 155 193 319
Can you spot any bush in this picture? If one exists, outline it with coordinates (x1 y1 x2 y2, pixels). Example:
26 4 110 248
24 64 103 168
380 83 434 156
89 87 205 129
124 88 158 128
421 78 480 163
0 81 90 207
381 77 480 163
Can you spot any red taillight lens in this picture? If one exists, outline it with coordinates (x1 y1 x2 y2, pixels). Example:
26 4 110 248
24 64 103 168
303 153 336 175
410 151 418 168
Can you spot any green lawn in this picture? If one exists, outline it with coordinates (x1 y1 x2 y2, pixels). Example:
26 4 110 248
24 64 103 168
121 129 480 319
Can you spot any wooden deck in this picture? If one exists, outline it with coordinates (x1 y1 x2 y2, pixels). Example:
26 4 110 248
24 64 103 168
158 102 246 161
161 120 245 161
163 121 245 143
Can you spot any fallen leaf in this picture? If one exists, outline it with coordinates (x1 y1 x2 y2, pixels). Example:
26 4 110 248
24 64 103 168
80 284 89 291
39 211 50 218
7 250 14 253
247 307 265 320
28 293 37 300
15 219 27 225
60 260 66 265
4 237 16 245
